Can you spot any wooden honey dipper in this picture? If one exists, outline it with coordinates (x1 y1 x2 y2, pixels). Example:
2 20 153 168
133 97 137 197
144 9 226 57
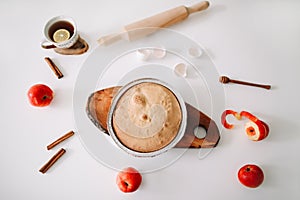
219 76 271 90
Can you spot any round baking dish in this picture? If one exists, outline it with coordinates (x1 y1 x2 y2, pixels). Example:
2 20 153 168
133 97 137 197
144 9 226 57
107 78 187 157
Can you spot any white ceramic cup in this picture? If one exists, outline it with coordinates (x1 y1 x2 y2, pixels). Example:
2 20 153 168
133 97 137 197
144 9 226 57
41 15 79 49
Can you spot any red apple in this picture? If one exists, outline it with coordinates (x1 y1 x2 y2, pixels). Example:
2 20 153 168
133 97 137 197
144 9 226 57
116 167 142 193
238 164 264 188
27 84 54 107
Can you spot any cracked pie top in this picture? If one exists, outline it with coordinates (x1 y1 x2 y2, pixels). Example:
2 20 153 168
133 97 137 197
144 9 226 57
111 82 182 153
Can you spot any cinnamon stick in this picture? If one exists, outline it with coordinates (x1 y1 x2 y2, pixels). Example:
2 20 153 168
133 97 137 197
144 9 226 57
47 131 74 150
44 57 64 79
39 148 66 174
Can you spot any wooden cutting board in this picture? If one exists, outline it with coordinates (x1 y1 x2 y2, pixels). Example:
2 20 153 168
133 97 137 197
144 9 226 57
86 87 220 148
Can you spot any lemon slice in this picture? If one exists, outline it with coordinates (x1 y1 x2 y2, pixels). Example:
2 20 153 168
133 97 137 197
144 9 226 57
53 29 70 43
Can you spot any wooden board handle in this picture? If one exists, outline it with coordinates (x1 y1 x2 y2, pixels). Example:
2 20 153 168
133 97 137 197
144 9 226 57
175 103 220 148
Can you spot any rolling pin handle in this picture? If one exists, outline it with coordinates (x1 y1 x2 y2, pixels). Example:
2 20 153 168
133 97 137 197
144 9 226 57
186 1 210 15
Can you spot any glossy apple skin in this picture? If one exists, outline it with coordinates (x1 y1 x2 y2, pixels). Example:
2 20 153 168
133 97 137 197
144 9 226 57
221 109 269 141
27 84 54 107
116 167 142 193
238 164 264 188
221 109 241 129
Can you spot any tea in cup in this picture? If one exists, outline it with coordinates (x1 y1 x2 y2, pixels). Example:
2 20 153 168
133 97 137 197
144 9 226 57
41 15 79 49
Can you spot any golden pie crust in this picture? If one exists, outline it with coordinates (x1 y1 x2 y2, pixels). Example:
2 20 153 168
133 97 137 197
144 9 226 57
112 82 182 153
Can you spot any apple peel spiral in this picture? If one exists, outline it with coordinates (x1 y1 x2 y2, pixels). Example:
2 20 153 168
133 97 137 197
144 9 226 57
221 110 269 141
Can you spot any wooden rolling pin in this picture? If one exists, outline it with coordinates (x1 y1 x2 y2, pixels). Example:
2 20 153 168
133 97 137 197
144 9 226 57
98 1 210 45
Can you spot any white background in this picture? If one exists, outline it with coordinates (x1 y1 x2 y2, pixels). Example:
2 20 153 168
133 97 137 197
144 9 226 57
1 0 299 199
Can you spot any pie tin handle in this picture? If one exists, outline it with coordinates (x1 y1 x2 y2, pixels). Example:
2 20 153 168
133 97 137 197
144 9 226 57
175 103 220 148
